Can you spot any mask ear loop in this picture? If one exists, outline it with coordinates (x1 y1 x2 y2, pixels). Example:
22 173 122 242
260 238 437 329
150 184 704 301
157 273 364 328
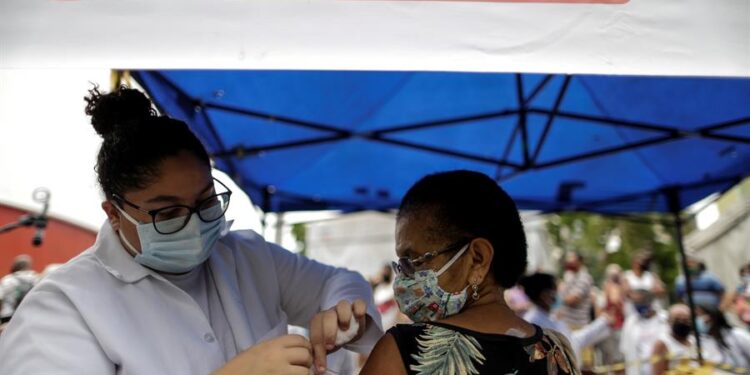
435 243 470 277
112 203 143 226
112 204 142 256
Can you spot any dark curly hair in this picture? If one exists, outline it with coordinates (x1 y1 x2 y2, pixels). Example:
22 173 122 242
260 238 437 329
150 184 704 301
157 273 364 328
519 273 557 302
397 170 528 288
85 86 210 199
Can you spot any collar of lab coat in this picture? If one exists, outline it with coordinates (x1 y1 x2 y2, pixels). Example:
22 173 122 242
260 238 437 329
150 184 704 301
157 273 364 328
93 221 153 283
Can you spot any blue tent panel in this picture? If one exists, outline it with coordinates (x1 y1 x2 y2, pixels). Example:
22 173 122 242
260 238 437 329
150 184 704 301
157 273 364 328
134 70 750 214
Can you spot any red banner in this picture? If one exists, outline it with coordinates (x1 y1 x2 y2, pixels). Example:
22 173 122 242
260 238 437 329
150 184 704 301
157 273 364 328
415 0 628 3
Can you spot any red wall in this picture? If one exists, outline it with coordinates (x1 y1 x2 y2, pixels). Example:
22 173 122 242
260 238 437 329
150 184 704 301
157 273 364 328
0 204 97 276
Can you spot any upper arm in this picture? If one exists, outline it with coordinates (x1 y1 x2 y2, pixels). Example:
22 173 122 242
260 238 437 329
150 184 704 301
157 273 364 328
571 317 610 349
267 242 337 323
359 333 407 375
651 340 668 375
652 276 666 293
266 241 376 327
0 289 113 374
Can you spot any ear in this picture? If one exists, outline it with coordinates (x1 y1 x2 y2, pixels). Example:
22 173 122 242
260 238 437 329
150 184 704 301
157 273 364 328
468 238 494 285
101 201 121 231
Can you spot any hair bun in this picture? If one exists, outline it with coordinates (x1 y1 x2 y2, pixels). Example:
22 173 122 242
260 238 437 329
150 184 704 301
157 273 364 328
85 85 155 138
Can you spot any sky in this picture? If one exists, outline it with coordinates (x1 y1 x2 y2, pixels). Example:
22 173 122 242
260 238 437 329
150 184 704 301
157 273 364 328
0 69 315 248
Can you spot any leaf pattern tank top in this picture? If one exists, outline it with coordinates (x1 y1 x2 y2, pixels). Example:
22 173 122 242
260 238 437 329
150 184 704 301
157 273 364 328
387 321 580 375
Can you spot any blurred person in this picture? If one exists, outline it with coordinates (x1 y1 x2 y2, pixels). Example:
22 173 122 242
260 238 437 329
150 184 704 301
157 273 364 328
558 252 594 330
622 252 666 315
505 285 532 316
369 264 392 289
361 264 406 367
675 257 725 309
651 304 698 375
730 263 750 327
361 171 579 375
619 289 669 375
520 273 611 366
0 87 382 375
736 263 750 293
40 263 63 279
736 291 750 329
371 263 402 330
598 264 626 373
0 255 40 323
695 304 750 368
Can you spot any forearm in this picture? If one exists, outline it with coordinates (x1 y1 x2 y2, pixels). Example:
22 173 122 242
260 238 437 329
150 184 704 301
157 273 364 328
571 316 610 349
318 271 383 352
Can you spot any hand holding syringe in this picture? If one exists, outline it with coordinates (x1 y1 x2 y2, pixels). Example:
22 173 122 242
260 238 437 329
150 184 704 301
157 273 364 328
321 316 360 375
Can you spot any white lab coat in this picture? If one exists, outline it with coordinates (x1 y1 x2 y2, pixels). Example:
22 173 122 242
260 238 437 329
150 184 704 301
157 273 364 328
619 311 669 375
0 222 383 374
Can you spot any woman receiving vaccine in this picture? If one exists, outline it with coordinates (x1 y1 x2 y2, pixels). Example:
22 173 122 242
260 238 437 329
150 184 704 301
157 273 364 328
361 171 578 375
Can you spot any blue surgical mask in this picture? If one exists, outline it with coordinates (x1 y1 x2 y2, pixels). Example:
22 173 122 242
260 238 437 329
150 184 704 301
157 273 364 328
550 293 562 311
635 303 652 318
115 204 227 274
695 316 711 335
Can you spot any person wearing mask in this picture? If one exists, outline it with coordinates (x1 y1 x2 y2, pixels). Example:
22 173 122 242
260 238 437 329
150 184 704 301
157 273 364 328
619 289 669 375
361 171 579 375
651 304 698 375
520 273 611 366
371 263 403 331
505 285 533 317
558 252 594 331
675 257 725 309
622 252 666 314
734 263 750 295
696 304 750 368
0 87 382 375
598 264 626 373
0 255 40 323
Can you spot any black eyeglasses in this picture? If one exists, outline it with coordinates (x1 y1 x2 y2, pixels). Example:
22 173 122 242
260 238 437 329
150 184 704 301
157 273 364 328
113 178 232 235
392 239 471 278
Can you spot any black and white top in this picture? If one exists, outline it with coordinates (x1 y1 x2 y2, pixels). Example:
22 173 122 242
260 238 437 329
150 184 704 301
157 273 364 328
388 321 580 375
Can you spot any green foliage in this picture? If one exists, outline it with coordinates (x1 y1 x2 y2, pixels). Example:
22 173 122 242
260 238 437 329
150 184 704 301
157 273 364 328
291 223 307 257
545 213 680 297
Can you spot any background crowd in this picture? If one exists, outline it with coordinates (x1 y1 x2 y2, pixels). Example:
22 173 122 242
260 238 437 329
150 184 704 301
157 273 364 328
371 249 750 374
4 247 750 374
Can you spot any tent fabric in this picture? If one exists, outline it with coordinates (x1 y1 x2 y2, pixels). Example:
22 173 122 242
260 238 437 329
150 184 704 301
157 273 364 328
3 1 749 77
133 70 750 213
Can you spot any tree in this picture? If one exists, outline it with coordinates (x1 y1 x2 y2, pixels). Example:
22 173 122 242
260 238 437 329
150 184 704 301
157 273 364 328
546 212 680 297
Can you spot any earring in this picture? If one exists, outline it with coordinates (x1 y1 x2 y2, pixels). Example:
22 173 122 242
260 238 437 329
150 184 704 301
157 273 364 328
471 283 480 300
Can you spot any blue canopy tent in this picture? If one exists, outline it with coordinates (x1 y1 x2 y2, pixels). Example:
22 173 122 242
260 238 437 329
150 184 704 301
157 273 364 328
133 70 750 363
132 71 750 215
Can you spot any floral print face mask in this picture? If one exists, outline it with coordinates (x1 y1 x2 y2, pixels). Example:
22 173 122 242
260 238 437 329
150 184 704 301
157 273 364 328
393 244 470 322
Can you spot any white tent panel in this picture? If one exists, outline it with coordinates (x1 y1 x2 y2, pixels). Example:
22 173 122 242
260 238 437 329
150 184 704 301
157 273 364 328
686 200 750 292
305 211 555 280
1 0 748 76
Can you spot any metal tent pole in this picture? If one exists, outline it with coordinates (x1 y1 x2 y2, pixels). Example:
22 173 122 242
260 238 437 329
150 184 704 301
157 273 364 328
666 188 704 365
261 186 273 236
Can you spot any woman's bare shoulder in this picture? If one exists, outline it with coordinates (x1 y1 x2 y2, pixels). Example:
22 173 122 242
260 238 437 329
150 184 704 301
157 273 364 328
359 333 407 375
